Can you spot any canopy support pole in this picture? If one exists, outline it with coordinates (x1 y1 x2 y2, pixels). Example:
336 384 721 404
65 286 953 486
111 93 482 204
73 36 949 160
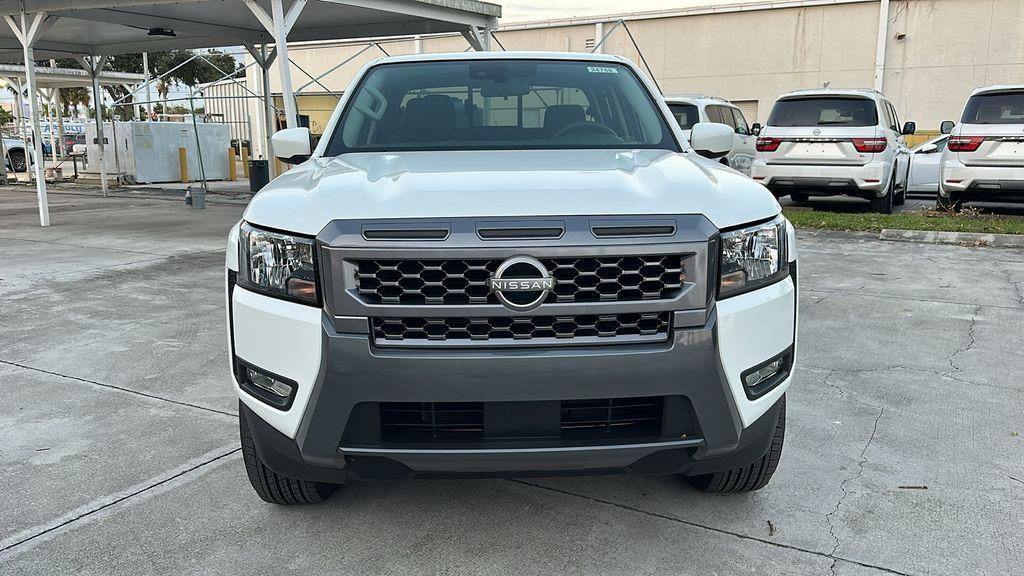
4 11 55 226
244 0 305 128
245 42 278 179
142 52 153 120
75 54 109 198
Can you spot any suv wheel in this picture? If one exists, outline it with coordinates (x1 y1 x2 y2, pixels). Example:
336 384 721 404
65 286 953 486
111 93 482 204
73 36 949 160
685 396 786 493
870 174 895 214
8 150 26 172
239 404 340 505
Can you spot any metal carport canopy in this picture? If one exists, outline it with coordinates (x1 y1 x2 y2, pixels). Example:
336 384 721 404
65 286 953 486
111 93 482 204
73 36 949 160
0 0 502 227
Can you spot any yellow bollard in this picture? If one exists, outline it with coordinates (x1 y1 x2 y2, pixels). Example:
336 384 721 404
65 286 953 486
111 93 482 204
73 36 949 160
228 148 238 181
241 146 250 178
178 147 189 182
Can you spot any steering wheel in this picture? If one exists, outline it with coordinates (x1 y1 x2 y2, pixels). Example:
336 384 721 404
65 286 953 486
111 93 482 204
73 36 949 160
551 121 620 141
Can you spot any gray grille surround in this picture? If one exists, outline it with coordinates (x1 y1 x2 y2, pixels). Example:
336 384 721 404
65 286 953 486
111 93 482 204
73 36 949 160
317 215 718 346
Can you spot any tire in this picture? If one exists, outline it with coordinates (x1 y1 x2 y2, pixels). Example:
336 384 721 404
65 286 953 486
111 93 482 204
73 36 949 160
686 397 786 493
8 150 26 173
870 174 895 214
937 191 962 212
790 193 809 203
239 403 340 505
894 182 907 206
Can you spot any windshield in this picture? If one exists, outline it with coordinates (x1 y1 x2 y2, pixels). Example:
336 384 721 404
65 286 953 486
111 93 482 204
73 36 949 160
323 59 678 154
768 97 878 127
961 91 1024 124
667 103 699 130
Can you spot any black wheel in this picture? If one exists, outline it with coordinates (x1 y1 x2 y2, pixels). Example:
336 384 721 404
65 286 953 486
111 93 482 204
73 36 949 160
937 191 962 212
239 403 339 505
790 193 809 203
870 174 895 214
686 397 786 493
8 150 26 172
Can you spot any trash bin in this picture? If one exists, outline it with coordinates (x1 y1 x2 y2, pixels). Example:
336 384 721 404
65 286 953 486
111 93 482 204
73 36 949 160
249 159 269 192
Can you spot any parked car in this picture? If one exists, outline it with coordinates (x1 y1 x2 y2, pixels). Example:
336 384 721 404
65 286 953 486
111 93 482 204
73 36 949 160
938 85 1024 209
226 52 798 505
898 134 948 196
2 138 33 172
664 95 756 175
751 88 916 213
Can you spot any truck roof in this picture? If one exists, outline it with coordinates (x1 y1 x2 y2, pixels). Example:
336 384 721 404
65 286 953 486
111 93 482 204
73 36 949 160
368 50 629 66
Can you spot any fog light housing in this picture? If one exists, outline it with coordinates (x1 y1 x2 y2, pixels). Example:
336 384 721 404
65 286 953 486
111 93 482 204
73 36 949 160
740 347 793 400
235 358 296 409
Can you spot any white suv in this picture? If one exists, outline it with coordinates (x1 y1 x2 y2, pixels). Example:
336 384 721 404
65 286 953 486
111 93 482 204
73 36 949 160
226 52 798 505
751 88 916 213
664 95 756 175
938 85 1024 209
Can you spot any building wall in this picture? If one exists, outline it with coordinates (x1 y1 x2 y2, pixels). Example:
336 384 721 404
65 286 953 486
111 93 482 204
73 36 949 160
244 0 1024 159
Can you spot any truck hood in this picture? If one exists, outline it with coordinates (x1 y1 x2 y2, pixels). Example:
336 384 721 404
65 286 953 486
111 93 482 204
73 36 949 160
243 149 780 236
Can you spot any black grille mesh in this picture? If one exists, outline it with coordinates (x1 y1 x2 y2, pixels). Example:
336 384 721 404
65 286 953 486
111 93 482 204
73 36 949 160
373 312 670 343
355 255 684 305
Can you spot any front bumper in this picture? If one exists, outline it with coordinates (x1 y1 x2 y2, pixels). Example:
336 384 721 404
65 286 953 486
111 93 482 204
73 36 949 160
229 267 797 482
752 161 889 197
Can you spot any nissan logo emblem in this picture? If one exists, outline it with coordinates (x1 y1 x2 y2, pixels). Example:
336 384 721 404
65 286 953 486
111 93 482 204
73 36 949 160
487 256 556 311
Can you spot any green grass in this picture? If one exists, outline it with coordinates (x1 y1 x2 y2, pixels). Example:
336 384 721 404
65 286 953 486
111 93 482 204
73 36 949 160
783 208 1024 235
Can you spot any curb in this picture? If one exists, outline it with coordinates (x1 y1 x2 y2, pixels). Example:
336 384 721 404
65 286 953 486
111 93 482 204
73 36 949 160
879 228 1024 248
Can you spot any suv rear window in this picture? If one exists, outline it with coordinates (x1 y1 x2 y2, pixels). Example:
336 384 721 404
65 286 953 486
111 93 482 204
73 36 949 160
667 103 699 130
768 97 878 127
323 59 679 154
961 91 1024 124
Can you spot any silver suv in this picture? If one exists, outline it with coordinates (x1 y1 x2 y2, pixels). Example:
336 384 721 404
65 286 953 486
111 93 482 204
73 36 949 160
664 95 756 175
939 85 1024 209
751 88 916 213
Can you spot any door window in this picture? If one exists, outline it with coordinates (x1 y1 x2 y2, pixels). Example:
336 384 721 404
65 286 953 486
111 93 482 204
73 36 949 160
731 108 750 135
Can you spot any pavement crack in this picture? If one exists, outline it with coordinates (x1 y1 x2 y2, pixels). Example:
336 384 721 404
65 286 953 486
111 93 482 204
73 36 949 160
946 305 981 374
0 448 240 556
0 359 237 419
825 406 885 576
509 478 914 576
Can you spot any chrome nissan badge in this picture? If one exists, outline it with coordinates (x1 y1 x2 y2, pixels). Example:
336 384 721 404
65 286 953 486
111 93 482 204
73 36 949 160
487 256 556 311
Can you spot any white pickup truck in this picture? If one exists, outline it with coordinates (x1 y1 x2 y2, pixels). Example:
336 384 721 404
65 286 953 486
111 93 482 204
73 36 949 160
225 52 798 505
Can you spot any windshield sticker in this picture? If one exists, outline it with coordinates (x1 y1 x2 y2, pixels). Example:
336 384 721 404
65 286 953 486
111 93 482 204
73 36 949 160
587 66 618 74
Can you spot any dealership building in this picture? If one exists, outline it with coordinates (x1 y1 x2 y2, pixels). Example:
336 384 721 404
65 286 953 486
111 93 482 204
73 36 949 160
233 0 1024 158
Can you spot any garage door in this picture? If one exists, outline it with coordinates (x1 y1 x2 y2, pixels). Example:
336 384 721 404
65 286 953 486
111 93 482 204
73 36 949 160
732 100 759 125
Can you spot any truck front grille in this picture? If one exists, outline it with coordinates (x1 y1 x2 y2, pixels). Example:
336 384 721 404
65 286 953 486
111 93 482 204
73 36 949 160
372 312 670 344
355 255 684 305
380 397 665 443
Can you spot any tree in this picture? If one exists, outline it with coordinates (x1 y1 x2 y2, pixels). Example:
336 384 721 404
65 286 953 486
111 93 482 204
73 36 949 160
52 50 241 119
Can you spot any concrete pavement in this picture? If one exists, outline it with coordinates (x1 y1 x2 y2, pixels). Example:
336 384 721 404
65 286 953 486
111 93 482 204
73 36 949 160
1 188 1022 575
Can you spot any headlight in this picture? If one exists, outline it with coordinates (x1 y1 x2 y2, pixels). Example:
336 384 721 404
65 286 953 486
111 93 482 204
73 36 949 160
719 216 788 298
238 222 319 305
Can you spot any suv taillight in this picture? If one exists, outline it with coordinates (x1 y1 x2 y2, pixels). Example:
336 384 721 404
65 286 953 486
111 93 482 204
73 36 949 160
851 138 887 153
947 135 985 152
756 137 782 152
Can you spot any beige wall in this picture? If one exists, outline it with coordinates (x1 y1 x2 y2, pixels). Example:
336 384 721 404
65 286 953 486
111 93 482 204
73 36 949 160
245 0 1024 158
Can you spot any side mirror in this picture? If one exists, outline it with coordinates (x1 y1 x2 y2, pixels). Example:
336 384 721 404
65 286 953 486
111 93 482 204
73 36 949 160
272 127 312 164
750 122 762 136
689 122 734 159
901 121 916 136
918 143 938 154
940 120 954 135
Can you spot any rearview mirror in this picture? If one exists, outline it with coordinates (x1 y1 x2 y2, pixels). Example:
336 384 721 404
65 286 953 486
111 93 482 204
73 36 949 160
689 122 734 159
918 143 938 154
750 122 762 136
901 121 916 136
940 120 955 135
272 127 312 164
